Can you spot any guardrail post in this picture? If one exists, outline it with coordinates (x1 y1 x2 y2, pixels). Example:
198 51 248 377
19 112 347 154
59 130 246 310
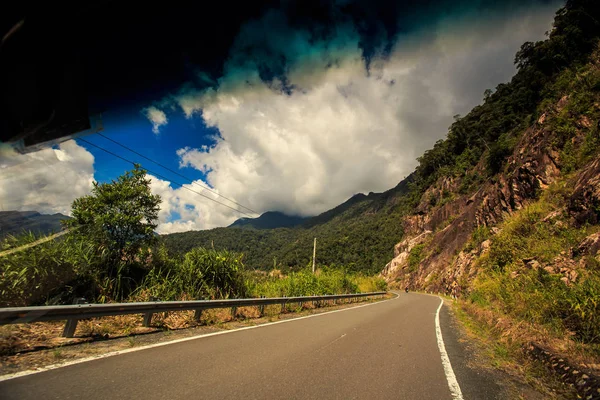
143 312 153 327
258 296 265 317
231 306 237 319
281 296 286 313
194 309 203 323
143 296 158 327
62 297 87 338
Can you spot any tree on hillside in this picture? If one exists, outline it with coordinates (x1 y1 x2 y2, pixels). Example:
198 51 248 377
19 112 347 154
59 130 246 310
64 165 161 265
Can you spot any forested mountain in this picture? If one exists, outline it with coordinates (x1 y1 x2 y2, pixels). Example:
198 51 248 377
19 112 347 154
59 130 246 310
229 211 308 229
0 211 70 239
162 177 413 274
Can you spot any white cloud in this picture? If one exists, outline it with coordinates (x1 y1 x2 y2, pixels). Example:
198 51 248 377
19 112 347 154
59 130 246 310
148 175 241 233
0 141 95 215
143 106 168 134
146 3 559 231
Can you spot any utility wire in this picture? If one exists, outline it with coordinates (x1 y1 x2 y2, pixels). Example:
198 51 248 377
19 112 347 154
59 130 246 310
78 138 255 218
95 132 258 215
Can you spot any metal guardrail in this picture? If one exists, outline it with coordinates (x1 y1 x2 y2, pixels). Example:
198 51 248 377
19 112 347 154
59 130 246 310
0 292 386 338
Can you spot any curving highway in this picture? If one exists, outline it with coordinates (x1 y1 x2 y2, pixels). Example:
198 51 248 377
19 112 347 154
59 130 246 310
0 293 502 399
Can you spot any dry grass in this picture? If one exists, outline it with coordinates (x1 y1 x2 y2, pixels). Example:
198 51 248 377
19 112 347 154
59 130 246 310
456 300 600 399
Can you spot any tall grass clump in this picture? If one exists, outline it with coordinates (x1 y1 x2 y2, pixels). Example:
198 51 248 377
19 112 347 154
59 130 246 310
0 232 104 306
137 247 247 301
248 267 386 298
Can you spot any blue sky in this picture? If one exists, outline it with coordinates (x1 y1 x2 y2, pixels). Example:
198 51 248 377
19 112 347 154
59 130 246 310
78 108 213 185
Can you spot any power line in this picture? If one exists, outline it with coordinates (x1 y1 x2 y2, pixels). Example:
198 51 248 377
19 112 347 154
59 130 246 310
95 132 258 215
78 138 255 218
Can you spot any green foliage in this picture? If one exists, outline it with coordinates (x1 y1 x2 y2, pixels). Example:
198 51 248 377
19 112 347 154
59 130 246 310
470 268 600 344
464 225 491 252
0 228 384 306
472 225 491 246
247 267 386 298
458 172 484 195
65 165 161 266
138 247 247 300
486 133 518 175
483 189 589 271
0 232 102 306
408 244 425 273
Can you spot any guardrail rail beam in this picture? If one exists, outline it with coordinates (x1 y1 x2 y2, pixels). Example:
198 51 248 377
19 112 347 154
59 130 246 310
0 292 387 338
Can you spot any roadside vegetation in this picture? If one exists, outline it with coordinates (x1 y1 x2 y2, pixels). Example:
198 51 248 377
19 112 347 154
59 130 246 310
467 183 600 345
0 166 386 308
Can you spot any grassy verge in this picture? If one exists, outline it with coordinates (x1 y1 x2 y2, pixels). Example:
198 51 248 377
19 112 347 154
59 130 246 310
454 177 600 398
453 301 580 399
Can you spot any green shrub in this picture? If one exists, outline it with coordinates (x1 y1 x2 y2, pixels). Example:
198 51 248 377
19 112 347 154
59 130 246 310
139 247 247 300
408 244 426 273
465 225 491 252
248 267 385 298
0 232 105 306
486 132 518 175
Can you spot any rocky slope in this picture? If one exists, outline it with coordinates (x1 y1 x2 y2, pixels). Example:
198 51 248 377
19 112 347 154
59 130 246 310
381 30 600 383
381 92 600 294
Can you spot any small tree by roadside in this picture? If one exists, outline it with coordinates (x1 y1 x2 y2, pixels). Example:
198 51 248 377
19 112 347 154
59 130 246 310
64 165 161 301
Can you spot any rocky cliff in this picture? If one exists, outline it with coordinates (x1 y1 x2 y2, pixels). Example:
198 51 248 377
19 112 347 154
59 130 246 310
381 56 600 298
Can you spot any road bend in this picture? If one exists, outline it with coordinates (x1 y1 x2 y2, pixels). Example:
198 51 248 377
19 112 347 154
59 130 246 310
0 293 501 399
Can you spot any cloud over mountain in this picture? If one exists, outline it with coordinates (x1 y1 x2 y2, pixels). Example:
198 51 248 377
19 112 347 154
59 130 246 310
144 1 560 231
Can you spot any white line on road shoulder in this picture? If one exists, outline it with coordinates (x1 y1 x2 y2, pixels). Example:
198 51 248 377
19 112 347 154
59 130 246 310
435 296 464 400
0 294 398 382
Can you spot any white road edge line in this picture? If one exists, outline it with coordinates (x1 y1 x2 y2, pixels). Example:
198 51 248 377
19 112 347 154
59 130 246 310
0 293 398 382
435 296 464 400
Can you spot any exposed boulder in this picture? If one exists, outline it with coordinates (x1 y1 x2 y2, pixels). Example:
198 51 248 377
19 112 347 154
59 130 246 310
574 232 600 257
381 231 432 281
569 158 600 226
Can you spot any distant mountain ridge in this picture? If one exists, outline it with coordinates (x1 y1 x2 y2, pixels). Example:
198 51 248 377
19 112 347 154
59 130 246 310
229 211 308 230
162 181 410 274
0 211 70 239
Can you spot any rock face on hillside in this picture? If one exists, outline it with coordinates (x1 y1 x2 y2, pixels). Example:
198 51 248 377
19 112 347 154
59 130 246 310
380 231 431 280
568 158 600 226
381 95 597 295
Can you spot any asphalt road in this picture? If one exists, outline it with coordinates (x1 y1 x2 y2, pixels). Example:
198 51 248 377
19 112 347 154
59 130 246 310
0 293 502 399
